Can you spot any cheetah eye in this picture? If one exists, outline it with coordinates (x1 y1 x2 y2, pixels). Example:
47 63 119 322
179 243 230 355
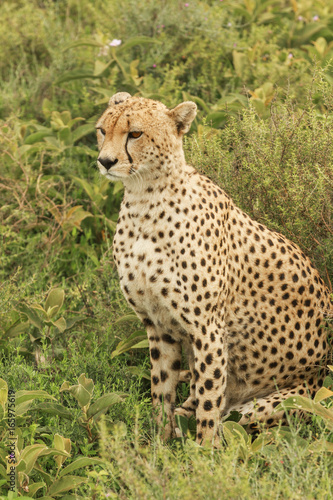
129 131 142 139
97 128 106 137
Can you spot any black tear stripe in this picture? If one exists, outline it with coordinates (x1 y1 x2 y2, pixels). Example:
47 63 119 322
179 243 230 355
125 136 133 164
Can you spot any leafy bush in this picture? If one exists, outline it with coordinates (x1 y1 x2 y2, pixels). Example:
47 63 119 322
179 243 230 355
185 71 333 284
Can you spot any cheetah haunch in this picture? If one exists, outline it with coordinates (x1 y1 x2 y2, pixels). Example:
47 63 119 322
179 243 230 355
96 92 332 445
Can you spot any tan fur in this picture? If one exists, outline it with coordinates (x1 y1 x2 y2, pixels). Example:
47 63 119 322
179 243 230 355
96 93 332 445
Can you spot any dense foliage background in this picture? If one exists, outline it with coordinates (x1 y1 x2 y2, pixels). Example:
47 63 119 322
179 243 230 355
0 0 333 498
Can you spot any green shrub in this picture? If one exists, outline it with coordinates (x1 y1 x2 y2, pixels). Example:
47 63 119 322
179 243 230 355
185 72 333 285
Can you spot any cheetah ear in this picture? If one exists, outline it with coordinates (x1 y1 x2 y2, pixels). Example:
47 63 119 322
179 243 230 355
168 101 197 135
108 92 132 107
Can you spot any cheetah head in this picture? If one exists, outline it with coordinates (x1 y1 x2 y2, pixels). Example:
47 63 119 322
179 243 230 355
95 92 197 184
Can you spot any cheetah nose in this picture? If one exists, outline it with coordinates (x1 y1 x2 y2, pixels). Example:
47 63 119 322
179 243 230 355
98 156 118 170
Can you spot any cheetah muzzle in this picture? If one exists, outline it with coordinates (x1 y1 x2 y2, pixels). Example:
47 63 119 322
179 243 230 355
95 92 332 445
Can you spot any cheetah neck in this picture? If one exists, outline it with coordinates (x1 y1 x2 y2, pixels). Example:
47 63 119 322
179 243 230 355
123 161 198 198
119 162 202 229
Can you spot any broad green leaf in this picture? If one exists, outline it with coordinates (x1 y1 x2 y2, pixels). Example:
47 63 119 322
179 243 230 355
0 379 8 407
7 496 35 500
19 444 48 474
313 37 327 56
30 303 47 314
64 316 86 330
59 457 105 478
87 392 126 419
205 111 228 128
52 317 67 333
67 116 85 128
251 433 272 452
323 375 333 389
5 321 30 338
78 374 94 395
16 458 27 473
16 303 43 329
223 421 250 461
15 400 32 416
314 386 333 404
45 305 60 319
64 384 91 408
223 420 250 444
60 375 93 408
111 331 147 358
47 475 88 496
130 339 149 349
25 131 53 145
44 135 63 149
54 434 71 469
277 396 333 429
39 447 70 459
114 313 138 324
58 110 72 125
0 464 7 479
71 123 96 143
15 390 56 406
58 127 71 145
45 288 65 316
27 481 45 496
32 402 73 420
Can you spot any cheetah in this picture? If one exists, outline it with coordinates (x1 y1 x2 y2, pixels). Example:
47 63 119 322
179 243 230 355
96 92 332 445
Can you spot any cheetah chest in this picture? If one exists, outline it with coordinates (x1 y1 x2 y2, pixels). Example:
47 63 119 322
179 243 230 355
113 217 183 328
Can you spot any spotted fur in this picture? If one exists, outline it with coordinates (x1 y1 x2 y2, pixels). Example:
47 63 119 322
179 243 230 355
95 92 332 445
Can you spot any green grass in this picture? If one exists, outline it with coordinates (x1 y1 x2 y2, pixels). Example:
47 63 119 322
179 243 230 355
0 0 333 498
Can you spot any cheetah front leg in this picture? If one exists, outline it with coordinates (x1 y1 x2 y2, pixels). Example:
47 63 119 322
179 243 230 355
192 326 228 446
148 327 182 440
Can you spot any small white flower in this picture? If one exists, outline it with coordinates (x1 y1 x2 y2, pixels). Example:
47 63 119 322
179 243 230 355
298 15 303 21
109 39 122 47
312 15 319 22
227 22 232 27
288 53 293 59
